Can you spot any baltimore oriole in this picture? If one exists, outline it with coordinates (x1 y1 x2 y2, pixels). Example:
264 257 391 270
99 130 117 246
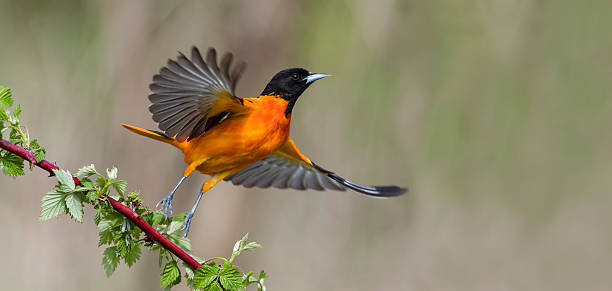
121 47 407 235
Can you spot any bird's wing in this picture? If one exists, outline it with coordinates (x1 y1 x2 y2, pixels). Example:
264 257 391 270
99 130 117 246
148 47 247 141
224 138 407 197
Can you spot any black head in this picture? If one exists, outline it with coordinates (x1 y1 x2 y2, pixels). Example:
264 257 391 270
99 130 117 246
261 68 329 116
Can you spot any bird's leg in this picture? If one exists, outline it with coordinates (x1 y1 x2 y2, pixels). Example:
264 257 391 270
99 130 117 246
157 176 187 218
158 161 206 218
183 189 204 237
183 173 229 236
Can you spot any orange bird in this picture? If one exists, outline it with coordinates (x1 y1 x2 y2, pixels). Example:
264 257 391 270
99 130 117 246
122 47 406 235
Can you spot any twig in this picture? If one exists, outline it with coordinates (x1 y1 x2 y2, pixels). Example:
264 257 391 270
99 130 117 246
0 138 202 270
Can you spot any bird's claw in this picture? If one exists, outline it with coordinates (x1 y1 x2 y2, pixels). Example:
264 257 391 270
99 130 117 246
157 193 174 218
183 212 194 237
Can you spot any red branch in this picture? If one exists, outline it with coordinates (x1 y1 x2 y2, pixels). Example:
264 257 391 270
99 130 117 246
0 139 202 270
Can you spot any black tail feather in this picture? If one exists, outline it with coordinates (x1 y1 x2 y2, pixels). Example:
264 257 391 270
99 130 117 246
312 162 407 197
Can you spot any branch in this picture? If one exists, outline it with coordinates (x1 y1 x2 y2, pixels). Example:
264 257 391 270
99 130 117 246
0 138 202 270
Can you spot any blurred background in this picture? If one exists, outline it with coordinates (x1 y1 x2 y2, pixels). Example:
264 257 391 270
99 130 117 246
1 0 612 290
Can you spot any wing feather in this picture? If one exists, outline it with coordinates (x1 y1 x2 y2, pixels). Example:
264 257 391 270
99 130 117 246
148 47 247 141
224 138 407 197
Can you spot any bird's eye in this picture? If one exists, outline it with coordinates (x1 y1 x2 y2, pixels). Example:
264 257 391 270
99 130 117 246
291 73 299 80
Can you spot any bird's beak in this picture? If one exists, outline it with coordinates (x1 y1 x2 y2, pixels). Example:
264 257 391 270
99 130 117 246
304 72 330 84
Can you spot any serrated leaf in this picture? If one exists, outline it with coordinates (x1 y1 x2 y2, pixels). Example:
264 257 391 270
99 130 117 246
106 167 117 180
160 260 181 287
0 109 8 122
168 233 191 252
30 139 39 149
95 177 107 187
94 211 101 225
80 178 94 188
206 281 224 291
103 247 120 277
184 265 195 280
65 193 84 222
76 164 97 177
85 191 98 203
151 211 165 226
193 264 219 289
98 230 113 246
0 86 12 109
124 244 141 267
1 152 24 176
33 148 45 163
167 220 183 235
53 169 75 191
219 265 245 290
112 180 127 195
39 190 67 220
97 218 115 232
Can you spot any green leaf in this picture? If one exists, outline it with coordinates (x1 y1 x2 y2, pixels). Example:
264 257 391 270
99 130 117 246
230 233 262 263
33 148 45 163
40 190 67 221
124 244 141 267
0 109 8 122
93 211 101 225
76 164 97 177
243 241 263 252
29 139 39 149
233 233 249 254
106 167 117 180
65 193 84 222
103 247 120 277
168 233 191 252
1 152 24 176
160 260 181 287
85 191 98 203
207 281 224 291
167 220 183 235
151 211 165 226
13 104 21 118
112 180 127 195
258 270 267 280
80 178 94 188
97 218 116 233
0 86 12 109
219 265 245 290
171 212 186 222
184 264 195 280
53 169 75 191
193 264 219 290
98 230 113 246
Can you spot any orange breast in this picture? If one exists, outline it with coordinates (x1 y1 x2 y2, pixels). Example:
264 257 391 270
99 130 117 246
173 95 291 175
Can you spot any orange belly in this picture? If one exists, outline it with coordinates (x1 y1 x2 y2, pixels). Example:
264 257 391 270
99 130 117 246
172 96 291 176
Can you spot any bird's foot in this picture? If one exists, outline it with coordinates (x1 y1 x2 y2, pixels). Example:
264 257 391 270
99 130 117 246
183 212 195 237
156 193 174 218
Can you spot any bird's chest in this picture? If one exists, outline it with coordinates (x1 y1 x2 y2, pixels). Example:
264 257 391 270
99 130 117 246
241 104 291 156
184 97 291 171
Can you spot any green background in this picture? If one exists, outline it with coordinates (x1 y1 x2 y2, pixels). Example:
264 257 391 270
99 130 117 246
1 0 611 290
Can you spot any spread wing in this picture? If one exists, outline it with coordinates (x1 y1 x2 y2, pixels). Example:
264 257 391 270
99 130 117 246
224 138 407 197
148 47 247 141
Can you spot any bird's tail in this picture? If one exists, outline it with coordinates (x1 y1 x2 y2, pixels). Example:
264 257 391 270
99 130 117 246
120 124 174 144
312 162 407 197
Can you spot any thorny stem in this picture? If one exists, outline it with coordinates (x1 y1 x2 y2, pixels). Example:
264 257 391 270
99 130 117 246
0 138 202 270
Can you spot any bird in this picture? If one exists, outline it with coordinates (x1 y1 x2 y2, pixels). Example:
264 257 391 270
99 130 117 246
121 47 407 236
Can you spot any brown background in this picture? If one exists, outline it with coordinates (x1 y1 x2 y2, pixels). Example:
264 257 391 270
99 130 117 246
1 0 611 290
